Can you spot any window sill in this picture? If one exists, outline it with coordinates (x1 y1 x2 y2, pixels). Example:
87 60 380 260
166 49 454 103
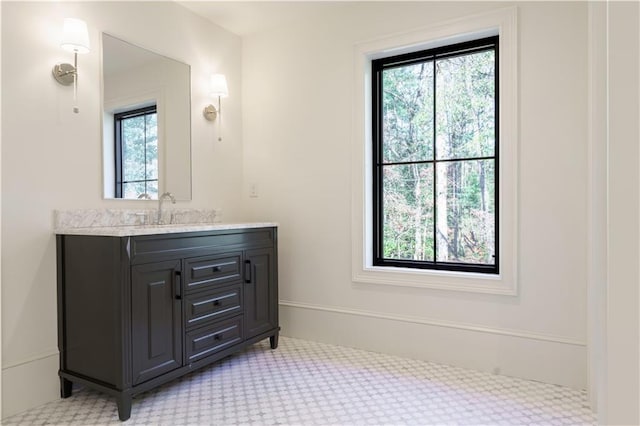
353 264 516 295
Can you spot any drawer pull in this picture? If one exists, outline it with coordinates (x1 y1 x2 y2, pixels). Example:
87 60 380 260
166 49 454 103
212 266 221 272
214 334 222 341
174 270 182 300
213 300 220 306
244 260 252 283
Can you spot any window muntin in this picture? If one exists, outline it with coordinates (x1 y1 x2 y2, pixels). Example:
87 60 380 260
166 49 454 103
372 36 498 274
114 105 159 199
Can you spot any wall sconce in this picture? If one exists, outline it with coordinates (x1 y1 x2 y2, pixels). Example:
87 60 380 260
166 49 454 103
52 18 90 113
203 74 228 141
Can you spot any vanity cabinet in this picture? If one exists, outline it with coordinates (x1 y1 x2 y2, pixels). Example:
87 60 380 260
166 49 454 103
56 227 279 421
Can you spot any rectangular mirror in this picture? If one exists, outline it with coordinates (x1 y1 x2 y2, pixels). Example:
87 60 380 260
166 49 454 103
102 33 192 200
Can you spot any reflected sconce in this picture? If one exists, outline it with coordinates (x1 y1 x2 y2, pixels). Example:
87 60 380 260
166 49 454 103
52 18 90 113
203 74 229 141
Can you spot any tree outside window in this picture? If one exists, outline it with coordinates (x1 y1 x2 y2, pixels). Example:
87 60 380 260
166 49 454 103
115 105 159 199
373 37 498 274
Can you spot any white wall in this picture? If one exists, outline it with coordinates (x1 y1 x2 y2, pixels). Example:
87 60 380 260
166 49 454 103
587 3 640 423
242 2 589 389
587 0 607 416
0 1 3 417
1 1 244 418
603 2 640 424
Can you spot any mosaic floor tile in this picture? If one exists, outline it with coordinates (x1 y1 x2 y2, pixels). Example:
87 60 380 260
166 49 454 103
3 337 596 425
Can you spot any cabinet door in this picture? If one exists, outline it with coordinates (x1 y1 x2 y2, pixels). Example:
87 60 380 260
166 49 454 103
131 260 183 385
244 248 277 339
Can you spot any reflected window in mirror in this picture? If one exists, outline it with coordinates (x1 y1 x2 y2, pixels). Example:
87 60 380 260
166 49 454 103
102 33 192 200
115 105 159 199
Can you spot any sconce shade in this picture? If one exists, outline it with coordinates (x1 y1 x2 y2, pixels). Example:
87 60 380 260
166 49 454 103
61 18 90 54
210 74 228 98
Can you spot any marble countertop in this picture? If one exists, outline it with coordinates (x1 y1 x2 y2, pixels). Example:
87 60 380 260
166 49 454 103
55 222 278 237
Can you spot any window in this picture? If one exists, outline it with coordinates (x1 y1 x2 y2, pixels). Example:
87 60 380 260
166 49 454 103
352 8 517 294
372 36 498 274
114 105 159 199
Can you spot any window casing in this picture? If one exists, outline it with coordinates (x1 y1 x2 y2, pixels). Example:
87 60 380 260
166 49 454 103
372 36 499 274
114 105 159 199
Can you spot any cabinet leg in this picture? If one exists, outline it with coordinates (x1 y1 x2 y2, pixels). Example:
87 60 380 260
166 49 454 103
270 332 279 349
60 378 73 398
116 394 132 421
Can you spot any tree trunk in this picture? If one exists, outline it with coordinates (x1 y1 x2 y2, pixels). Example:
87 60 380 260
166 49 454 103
436 163 448 261
450 162 461 260
481 161 494 264
412 164 424 260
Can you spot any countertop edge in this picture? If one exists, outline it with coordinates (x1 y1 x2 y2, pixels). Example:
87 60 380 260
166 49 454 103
54 222 279 237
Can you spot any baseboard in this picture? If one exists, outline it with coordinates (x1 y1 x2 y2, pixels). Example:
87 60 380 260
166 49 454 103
2 352 60 419
279 301 587 390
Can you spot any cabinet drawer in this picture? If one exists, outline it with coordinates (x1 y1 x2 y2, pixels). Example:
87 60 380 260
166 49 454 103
185 254 241 293
185 284 242 329
185 317 243 363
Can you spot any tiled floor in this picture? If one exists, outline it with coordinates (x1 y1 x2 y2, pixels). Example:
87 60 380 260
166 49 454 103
4 337 595 425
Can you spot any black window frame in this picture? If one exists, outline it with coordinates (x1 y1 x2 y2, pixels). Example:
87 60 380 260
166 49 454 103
372 36 499 274
114 105 158 199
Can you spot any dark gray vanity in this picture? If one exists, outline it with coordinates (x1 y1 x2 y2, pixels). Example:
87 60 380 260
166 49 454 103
56 224 279 421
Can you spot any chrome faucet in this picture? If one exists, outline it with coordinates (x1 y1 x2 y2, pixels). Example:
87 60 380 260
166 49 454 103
157 192 176 225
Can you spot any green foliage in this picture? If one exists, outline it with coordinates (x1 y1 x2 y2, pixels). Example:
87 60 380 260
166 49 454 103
380 49 496 265
121 111 159 199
